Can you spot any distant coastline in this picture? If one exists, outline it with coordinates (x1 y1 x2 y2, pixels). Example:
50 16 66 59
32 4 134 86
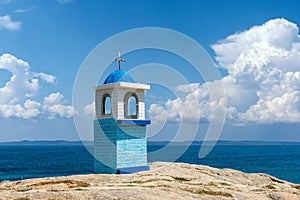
1 140 300 146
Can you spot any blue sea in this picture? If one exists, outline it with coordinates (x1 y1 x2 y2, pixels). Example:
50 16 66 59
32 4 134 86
0 145 299 184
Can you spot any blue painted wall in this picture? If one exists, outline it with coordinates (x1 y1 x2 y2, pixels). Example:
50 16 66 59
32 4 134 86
94 118 148 174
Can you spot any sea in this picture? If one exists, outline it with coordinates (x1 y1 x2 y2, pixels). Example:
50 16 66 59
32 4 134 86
0 144 299 184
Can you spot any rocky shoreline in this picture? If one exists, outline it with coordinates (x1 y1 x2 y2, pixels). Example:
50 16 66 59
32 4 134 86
0 162 299 200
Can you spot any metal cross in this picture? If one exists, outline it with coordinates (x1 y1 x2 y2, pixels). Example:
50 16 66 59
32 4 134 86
114 52 125 70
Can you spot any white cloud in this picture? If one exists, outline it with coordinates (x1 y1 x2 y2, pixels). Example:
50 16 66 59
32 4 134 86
43 92 64 105
42 92 77 119
57 0 73 4
33 72 56 84
149 104 167 124
0 53 75 119
0 100 41 119
0 15 21 31
46 104 75 119
14 8 32 13
150 18 300 125
240 91 300 124
43 92 77 119
176 83 200 93
212 18 300 124
0 54 40 104
83 102 95 116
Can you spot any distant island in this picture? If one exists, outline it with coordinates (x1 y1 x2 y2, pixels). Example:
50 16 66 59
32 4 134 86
1 140 300 146
0 140 90 146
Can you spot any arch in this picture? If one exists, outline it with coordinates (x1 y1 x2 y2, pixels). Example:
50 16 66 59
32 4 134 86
124 92 138 119
102 94 111 115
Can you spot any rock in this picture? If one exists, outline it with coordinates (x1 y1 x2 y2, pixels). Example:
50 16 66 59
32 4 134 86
0 162 299 200
269 192 285 200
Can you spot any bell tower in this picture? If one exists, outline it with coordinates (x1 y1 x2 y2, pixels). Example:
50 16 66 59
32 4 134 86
94 53 151 174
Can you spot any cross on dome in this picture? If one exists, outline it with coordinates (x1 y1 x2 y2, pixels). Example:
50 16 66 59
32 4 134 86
114 52 125 70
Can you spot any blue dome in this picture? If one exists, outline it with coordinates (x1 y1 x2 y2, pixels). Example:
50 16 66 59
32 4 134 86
103 70 134 84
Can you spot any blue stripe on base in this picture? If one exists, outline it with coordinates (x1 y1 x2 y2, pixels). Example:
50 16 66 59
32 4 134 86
117 119 151 125
117 165 150 174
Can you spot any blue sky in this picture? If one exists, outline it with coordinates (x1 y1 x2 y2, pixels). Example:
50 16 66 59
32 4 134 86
0 0 300 142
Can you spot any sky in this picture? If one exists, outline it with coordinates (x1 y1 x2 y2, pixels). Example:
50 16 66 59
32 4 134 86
0 0 300 142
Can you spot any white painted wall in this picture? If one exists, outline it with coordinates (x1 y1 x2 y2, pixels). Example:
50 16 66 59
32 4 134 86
95 82 150 120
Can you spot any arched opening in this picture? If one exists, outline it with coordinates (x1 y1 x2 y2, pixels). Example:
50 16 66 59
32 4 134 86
102 94 111 115
124 92 138 119
128 96 137 116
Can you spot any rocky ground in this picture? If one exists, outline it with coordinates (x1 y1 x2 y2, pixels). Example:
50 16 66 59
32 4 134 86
0 162 300 200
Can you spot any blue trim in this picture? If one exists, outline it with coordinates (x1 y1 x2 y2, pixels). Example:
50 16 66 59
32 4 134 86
117 119 151 125
117 165 150 174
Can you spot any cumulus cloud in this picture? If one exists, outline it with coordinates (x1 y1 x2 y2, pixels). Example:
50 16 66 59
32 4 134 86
150 18 300 125
0 54 40 104
0 100 41 119
43 93 77 119
33 72 56 84
176 83 200 93
43 92 64 105
149 104 167 124
83 102 95 117
0 53 75 119
0 15 21 31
